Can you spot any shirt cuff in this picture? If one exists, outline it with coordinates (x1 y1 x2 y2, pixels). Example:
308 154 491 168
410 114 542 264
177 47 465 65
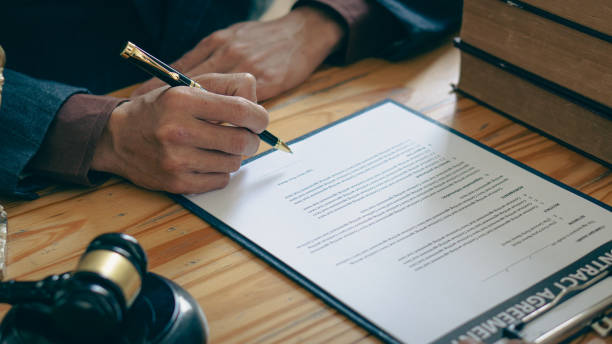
295 0 402 63
26 94 126 186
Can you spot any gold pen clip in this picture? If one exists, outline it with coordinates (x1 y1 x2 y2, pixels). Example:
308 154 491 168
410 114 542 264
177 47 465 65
120 42 180 82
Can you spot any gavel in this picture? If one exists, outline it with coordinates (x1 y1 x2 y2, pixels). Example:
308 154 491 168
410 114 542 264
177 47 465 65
0 233 208 344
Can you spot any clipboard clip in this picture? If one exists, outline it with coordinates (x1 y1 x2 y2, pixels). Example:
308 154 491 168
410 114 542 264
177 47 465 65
502 269 611 343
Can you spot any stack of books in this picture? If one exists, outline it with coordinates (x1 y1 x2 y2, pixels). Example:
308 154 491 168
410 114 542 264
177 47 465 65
455 0 612 164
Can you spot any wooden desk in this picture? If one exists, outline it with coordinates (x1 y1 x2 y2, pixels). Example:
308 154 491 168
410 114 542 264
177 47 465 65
1 41 610 343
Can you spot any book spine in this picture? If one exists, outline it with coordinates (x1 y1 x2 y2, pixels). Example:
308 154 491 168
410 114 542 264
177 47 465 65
498 0 612 43
453 85 612 169
453 38 612 120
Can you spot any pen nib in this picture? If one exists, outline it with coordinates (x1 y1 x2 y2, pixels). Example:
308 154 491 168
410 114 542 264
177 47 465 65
275 140 293 154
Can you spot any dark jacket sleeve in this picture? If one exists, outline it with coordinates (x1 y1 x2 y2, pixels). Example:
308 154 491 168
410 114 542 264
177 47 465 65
298 0 462 63
374 0 463 60
297 0 404 63
0 69 87 199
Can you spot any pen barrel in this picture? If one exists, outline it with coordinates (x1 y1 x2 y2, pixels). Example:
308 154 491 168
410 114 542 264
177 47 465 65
258 131 278 147
120 42 189 88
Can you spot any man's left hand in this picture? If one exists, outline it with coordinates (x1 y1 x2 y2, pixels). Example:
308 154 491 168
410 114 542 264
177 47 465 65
134 6 345 101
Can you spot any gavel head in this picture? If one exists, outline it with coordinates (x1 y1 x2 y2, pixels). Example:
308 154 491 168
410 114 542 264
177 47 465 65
51 233 148 342
0 233 208 344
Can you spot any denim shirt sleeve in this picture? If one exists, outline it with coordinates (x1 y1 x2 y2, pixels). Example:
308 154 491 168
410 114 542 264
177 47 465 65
0 69 87 199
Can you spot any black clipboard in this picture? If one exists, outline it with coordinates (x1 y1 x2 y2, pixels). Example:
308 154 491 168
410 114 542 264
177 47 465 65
171 100 612 343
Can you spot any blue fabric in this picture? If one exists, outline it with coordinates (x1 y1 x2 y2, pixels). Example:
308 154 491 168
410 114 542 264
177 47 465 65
375 0 463 59
0 0 255 94
376 0 463 60
0 70 87 198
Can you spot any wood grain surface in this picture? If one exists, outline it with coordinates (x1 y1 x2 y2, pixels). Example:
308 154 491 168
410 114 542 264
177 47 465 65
1 41 610 343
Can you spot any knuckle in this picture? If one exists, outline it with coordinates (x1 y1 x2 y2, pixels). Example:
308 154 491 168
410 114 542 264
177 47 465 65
159 87 190 108
225 43 247 59
155 124 188 144
207 33 221 46
235 72 257 91
239 72 256 86
257 68 276 82
159 158 177 174
159 154 184 174
209 31 229 45
236 73 257 101
155 125 172 143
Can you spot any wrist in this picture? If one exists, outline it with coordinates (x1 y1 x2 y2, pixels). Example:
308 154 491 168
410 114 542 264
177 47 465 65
91 101 127 176
289 5 346 55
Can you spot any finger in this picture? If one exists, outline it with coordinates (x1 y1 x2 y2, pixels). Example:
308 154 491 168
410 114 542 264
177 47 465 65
193 73 257 102
156 118 261 156
184 35 260 78
227 58 308 101
158 144 243 174
183 47 236 78
166 172 231 195
194 123 261 156
162 87 269 134
198 93 269 134
174 30 231 73
190 149 243 173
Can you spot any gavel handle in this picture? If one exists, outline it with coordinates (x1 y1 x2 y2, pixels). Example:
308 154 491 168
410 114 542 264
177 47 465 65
0 273 70 305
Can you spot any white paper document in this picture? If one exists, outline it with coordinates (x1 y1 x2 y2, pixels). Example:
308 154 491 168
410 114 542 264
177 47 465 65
184 101 612 343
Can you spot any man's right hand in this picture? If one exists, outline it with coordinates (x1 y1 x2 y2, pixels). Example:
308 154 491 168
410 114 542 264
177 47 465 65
91 73 268 194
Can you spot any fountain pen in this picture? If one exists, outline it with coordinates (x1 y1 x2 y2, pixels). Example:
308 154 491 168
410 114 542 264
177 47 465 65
119 41 292 153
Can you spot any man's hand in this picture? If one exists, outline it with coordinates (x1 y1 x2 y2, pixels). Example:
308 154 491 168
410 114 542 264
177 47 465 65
91 73 268 194
133 6 345 101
